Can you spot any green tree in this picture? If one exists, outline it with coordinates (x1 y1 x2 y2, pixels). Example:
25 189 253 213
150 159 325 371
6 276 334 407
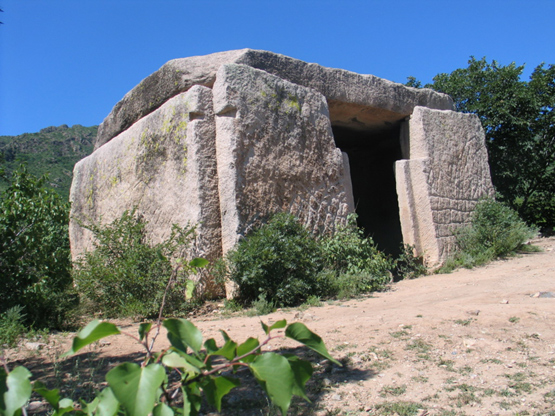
0 165 75 328
410 58 555 230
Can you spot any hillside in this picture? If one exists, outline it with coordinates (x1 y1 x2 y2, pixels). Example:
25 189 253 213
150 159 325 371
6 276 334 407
0 124 97 200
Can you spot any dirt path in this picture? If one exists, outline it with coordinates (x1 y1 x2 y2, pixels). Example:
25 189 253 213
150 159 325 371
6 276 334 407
7 238 555 415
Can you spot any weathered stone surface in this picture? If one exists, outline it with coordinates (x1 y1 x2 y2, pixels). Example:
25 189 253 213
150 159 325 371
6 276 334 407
395 106 494 265
95 50 249 150
237 49 455 127
212 64 354 252
71 85 222 293
95 49 454 149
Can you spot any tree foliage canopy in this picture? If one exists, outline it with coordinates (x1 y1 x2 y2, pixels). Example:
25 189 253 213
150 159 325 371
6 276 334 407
415 57 555 230
0 165 75 328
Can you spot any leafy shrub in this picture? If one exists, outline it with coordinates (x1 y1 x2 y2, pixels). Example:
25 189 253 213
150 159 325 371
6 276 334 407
0 165 75 329
394 244 427 280
520 193 555 235
457 198 536 257
228 213 324 307
327 272 371 300
1 318 339 416
0 306 26 348
303 295 322 307
228 213 395 308
246 294 276 316
441 198 537 271
319 214 393 294
73 208 199 318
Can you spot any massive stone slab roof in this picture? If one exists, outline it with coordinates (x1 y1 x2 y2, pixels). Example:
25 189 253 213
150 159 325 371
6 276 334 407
95 49 454 149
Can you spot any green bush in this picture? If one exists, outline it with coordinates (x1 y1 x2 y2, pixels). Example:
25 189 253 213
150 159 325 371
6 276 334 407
228 213 324 307
73 208 198 318
0 306 26 348
319 214 393 293
394 244 427 280
0 165 75 329
246 294 276 316
520 193 555 235
441 198 537 271
457 198 536 257
227 213 395 308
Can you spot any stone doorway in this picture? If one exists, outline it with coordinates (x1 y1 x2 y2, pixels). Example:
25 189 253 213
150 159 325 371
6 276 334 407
332 124 404 256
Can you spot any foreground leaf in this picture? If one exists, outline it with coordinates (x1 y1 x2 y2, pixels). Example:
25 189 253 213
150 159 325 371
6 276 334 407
33 382 74 416
53 398 74 416
65 320 120 356
286 355 313 401
181 383 202 416
219 330 231 342
163 319 203 355
138 323 152 341
201 376 240 411
236 337 259 363
161 352 201 378
33 381 61 409
261 319 286 335
79 396 99 416
249 353 294 415
185 280 196 300
212 339 237 361
285 322 341 365
268 319 287 332
189 258 209 269
95 387 119 416
203 338 218 354
75 388 118 416
106 363 165 416
153 402 174 416
0 366 32 416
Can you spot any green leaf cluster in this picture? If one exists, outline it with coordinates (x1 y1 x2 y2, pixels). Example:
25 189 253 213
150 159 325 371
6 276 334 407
423 57 555 231
319 214 394 295
456 198 536 259
227 213 325 307
73 209 198 318
440 198 536 272
1 318 339 416
227 213 396 307
0 307 27 348
0 165 75 329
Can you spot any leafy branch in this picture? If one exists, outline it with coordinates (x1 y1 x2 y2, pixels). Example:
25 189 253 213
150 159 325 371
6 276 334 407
1 295 339 416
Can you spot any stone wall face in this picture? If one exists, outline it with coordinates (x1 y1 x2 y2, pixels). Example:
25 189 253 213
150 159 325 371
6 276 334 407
212 64 354 252
395 107 494 265
70 86 223 293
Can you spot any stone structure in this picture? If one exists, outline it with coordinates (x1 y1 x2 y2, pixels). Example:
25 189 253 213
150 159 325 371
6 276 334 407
70 49 494 294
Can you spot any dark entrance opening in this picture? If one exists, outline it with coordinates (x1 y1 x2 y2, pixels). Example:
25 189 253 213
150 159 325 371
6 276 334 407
332 124 404 256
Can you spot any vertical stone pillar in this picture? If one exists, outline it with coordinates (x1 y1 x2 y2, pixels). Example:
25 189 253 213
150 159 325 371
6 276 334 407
212 63 355 257
395 106 494 266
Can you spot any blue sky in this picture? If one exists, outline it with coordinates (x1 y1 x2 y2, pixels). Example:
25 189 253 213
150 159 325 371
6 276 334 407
1 0 554 136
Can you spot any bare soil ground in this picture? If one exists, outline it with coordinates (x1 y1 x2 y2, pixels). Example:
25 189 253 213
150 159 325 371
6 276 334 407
5 237 555 416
